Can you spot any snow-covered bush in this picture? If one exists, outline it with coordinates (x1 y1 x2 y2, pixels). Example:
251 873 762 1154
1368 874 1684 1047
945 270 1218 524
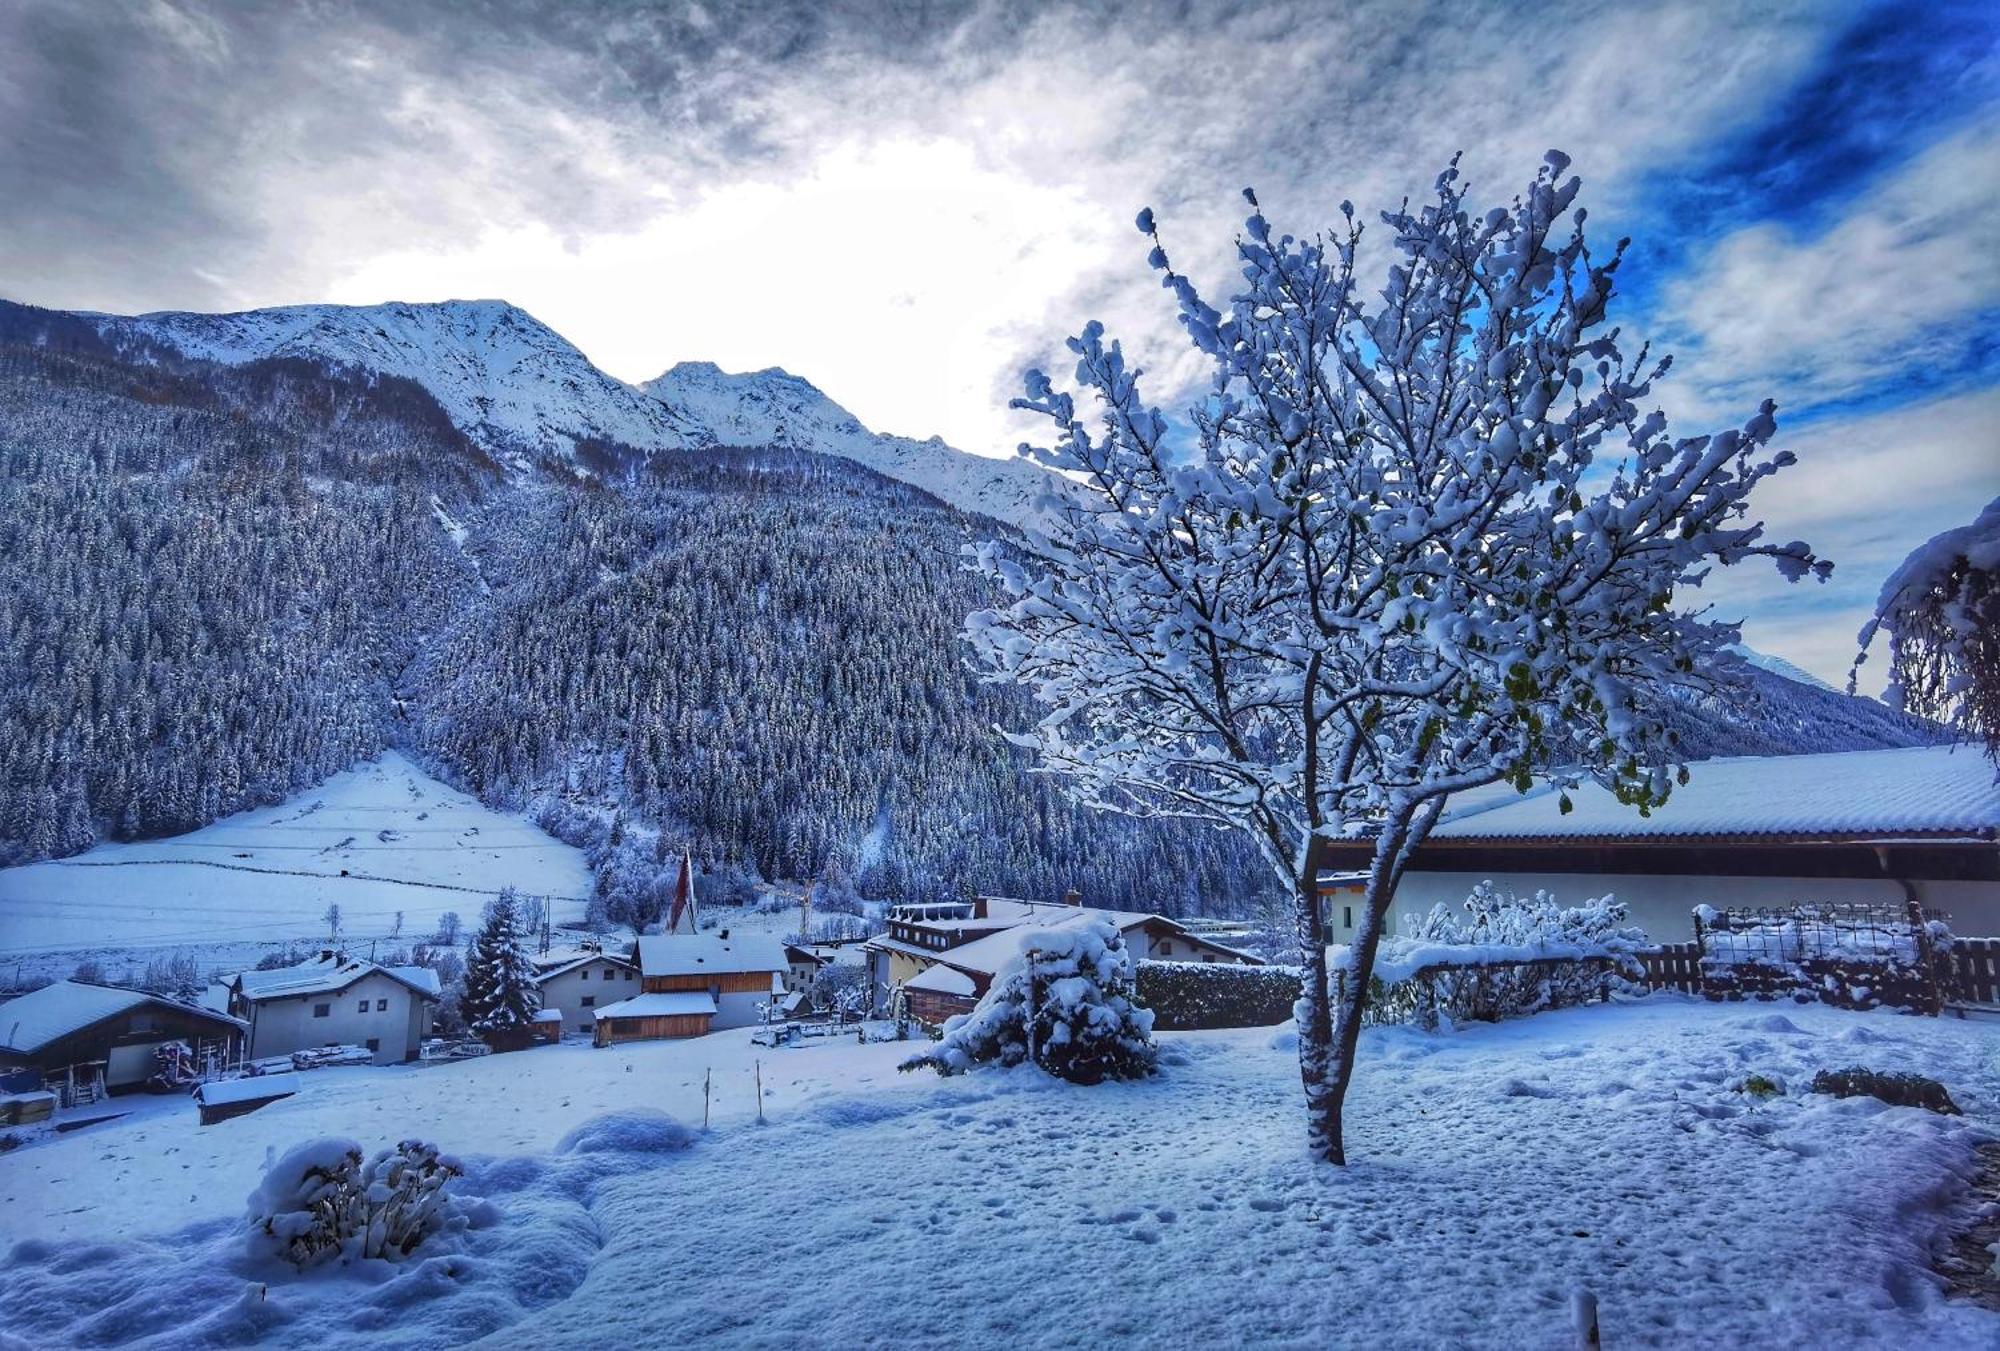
901 917 1157 1084
1353 883 1646 1029
249 1137 467 1269
1693 904 1951 1012
1137 961 1303 1030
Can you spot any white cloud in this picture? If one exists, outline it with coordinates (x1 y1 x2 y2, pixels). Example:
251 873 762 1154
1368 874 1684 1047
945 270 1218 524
326 136 1122 453
1654 121 2000 421
1699 385 2000 685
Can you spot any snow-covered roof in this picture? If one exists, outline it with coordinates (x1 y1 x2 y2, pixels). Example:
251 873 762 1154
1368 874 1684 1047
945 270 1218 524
636 932 788 979
532 950 637 983
233 955 441 1002
906 965 977 996
1421 745 1998 844
532 1008 565 1023
0 981 245 1055
594 992 718 1020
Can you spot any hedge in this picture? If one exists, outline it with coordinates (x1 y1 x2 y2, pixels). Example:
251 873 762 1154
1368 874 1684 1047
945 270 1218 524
1137 960 1301 1030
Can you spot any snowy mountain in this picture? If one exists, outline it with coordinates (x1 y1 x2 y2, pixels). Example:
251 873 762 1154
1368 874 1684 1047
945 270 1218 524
1730 644 1839 693
86 298 1062 524
643 360 1063 526
92 299 703 467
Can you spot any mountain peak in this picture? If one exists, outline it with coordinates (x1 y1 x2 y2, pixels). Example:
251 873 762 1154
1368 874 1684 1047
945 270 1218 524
73 296 1063 525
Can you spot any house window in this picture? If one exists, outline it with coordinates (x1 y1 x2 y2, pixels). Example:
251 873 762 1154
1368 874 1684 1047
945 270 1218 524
581 995 595 1008
376 999 388 1011
358 999 370 1013
365 1038 380 1053
625 969 633 979
313 1003 331 1018
1343 905 1353 929
581 969 590 980
604 968 616 980
1159 942 1174 956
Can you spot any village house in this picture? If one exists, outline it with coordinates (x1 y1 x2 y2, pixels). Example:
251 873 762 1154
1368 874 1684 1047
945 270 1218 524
0 980 246 1099
593 930 789 1045
1313 744 2000 945
225 952 441 1065
531 947 641 1038
782 943 830 1000
866 893 1263 1023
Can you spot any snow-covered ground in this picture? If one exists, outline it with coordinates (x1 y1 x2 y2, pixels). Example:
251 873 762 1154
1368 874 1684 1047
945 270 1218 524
3 998 1995 1348
0 753 591 958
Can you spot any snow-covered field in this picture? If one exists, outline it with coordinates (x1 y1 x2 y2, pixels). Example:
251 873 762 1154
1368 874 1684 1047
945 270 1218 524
0 753 592 959
3 999 1995 1348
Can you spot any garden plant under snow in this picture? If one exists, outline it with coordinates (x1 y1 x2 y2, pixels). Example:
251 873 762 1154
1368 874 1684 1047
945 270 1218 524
902 915 1157 1084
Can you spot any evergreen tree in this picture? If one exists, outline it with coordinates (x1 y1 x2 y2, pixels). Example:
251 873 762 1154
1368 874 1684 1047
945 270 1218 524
459 890 541 1045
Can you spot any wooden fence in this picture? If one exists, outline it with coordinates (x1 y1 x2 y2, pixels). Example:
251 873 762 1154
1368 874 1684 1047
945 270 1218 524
1943 937 2000 1011
1636 943 1702 994
1636 927 2000 1013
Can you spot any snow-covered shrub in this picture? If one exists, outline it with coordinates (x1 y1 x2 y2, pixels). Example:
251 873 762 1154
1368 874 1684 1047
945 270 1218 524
1137 961 1302 1031
249 1138 467 1268
555 1109 697 1155
1694 904 1951 1011
1353 883 1646 1029
248 1140 367 1268
1811 1067 1960 1116
901 917 1156 1084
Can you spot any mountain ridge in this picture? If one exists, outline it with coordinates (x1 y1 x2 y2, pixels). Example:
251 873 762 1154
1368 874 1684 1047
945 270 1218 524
80 296 1062 525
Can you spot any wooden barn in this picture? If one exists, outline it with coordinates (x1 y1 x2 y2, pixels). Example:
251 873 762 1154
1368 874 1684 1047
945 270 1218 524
0 980 246 1098
593 930 788 1045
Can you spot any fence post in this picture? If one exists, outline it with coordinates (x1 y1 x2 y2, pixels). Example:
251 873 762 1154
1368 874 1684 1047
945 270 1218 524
1904 889 1944 1016
1571 1288 1600 1349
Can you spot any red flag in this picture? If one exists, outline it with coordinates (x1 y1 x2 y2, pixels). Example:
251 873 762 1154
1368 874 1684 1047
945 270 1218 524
666 848 696 934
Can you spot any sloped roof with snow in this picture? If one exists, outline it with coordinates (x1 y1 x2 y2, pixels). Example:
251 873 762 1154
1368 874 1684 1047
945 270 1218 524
636 932 788 979
1422 745 1998 845
1 981 245 1055
233 955 441 1002
595 992 718 1020
906 965 977 996
532 950 637 983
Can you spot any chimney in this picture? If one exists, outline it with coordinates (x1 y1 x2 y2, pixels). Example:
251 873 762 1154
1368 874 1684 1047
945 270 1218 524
1063 889 1082 908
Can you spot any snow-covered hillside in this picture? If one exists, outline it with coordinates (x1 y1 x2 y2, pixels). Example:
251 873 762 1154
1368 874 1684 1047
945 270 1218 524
86 298 1061 523
644 359 1063 525
0 753 590 955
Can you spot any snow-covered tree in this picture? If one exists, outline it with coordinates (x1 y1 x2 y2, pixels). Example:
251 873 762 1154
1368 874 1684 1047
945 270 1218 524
1854 496 1999 765
968 152 1825 1162
901 916 1157 1084
459 890 541 1045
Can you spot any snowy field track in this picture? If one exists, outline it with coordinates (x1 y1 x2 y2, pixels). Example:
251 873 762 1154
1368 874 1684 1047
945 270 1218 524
0 753 591 955
2 1000 1996 1349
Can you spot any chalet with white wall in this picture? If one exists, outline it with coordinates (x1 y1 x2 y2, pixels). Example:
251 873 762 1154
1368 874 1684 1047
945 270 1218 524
226 953 441 1065
1314 745 2000 945
531 948 641 1038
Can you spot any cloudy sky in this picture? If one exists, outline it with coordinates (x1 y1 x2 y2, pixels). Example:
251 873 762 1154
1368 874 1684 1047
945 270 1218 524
4 0 1996 683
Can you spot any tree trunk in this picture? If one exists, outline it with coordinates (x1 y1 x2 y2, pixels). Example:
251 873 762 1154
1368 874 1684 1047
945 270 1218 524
1298 813 1417 1164
1290 868 1341 1163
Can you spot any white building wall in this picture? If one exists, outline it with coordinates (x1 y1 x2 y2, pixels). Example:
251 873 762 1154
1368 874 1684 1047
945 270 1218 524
713 986 777 1030
245 972 432 1065
536 962 640 1037
1386 870 2000 946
